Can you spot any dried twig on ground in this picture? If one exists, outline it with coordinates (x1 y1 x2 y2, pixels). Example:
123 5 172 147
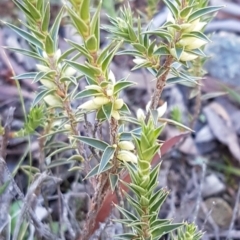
227 184 240 239
0 107 15 238
12 171 62 240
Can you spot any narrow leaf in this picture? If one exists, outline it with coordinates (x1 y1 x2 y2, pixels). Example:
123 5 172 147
98 146 115 173
73 136 109 151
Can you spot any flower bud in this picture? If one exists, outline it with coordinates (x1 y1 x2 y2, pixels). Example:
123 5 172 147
170 48 198 61
64 67 77 77
157 102 167 118
184 19 207 32
40 79 56 89
36 64 51 72
114 99 124 110
64 124 71 130
78 99 99 110
118 141 135 151
44 94 62 107
85 85 103 92
106 87 113 97
42 51 48 59
111 110 120 120
179 51 198 61
117 150 137 163
108 70 116 84
133 58 145 65
179 37 207 50
92 96 110 107
136 108 145 121
54 49 62 62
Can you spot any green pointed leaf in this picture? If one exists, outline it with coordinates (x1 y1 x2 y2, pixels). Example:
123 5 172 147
148 40 156 56
73 136 109 151
101 41 122 72
158 118 193 132
80 0 90 22
66 6 88 37
13 72 38 80
113 81 135 95
66 39 93 61
156 66 168 78
102 102 113 120
150 189 168 212
109 174 119 192
3 22 43 48
5 47 46 62
180 5 193 18
188 6 223 22
119 103 130 114
74 89 102 99
50 7 64 43
131 60 151 71
151 219 171 228
142 145 159 160
25 1 41 21
90 0 102 48
116 49 143 58
114 204 139 221
201 91 227 101
114 233 138 240
66 60 95 80
33 70 55 83
154 46 170 55
12 0 32 20
182 31 211 42
143 30 172 41
151 223 183 239
98 146 115 174
163 0 179 19
97 42 116 65
32 89 55 107
132 43 146 53
42 3 50 32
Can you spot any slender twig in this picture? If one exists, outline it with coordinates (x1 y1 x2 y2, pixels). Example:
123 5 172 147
192 162 207 222
227 184 240 240
146 56 173 121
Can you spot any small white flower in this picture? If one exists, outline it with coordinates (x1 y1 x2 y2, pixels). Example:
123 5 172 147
170 48 198 61
111 110 120 120
64 67 77 77
145 101 151 112
133 58 145 65
185 19 207 32
117 150 137 163
44 94 62 107
36 64 50 72
114 99 124 110
118 141 135 151
85 85 103 92
136 108 145 121
40 79 56 89
108 70 116 84
54 49 62 61
179 51 198 61
179 37 207 50
78 99 99 110
42 51 48 59
157 102 167 118
92 96 110 107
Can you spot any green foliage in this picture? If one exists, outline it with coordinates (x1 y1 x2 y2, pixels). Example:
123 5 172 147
5 0 221 239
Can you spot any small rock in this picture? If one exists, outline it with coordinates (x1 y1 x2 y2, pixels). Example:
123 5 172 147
200 197 233 229
205 32 240 87
202 174 226 198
